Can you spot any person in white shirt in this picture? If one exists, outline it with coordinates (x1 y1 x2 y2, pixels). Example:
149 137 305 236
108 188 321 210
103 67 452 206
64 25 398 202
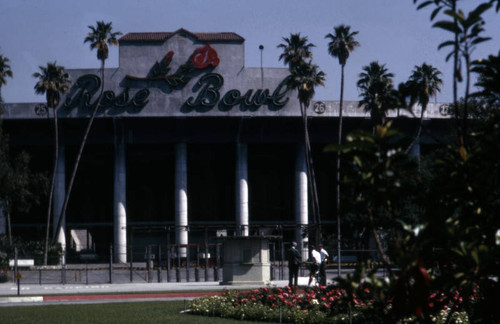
318 244 329 285
308 245 322 286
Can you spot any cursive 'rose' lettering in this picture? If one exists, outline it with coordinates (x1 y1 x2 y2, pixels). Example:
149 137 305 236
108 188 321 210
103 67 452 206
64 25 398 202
64 74 149 114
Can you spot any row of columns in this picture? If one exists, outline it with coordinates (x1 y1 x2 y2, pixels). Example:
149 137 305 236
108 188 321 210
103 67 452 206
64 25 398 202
0 132 422 265
172 141 308 258
26 124 311 264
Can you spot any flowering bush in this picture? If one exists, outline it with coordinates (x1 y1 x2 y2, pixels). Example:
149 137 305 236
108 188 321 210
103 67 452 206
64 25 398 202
187 284 473 323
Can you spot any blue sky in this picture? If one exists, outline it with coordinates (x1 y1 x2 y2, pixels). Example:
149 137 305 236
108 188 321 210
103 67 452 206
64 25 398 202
1 0 499 103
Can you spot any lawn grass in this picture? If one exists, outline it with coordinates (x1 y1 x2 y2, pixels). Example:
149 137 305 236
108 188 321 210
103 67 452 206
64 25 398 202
0 290 224 298
0 301 270 323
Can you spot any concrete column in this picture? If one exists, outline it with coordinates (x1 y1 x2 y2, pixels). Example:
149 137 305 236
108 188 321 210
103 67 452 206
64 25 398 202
175 143 188 257
236 142 249 236
53 144 66 261
295 144 309 260
114 121 127 263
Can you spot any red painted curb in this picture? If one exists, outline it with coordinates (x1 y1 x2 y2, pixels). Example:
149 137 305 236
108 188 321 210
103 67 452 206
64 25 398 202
43 291 222 302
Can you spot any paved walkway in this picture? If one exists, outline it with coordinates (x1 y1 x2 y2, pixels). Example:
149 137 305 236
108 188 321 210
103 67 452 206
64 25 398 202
0 277 312 306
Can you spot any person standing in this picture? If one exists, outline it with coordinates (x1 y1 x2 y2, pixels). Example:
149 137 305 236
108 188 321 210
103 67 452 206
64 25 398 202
308 245 321 286
287 241 302 287
318 244 329 286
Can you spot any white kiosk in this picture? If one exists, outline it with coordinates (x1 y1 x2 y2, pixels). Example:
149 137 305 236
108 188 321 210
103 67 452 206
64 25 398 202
220 236 278 285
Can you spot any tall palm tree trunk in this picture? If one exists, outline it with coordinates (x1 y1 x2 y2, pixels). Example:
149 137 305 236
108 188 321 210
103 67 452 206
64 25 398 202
44 108 59 265
308 137 321 244
5 200 12 245
405 104 426 155
301 103 321 245
336 64 345 277
451 1 464 147
464 48 471 144
0 89 3 115
53 60 106 243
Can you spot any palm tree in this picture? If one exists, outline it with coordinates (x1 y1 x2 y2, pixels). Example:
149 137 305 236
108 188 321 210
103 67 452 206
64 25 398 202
0 54 13 114
84 21 122 74
278 33 315 71
278 33 325 244
33 62 71 264
434 2 492 144
325 25 359 120
357 61 398 127
325 25 359 277
288 60 326 109
0 54 13 242
291 60 326 245
405 63 443 154
53 21 121 243
396 81 413 116
472 51 500 104
413 0 461 142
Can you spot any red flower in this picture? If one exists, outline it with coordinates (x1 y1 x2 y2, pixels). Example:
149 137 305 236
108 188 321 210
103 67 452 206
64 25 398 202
191 44 220 69
163 51 174 63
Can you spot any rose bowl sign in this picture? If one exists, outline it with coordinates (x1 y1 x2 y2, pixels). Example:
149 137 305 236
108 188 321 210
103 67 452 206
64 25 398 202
63 43 291 115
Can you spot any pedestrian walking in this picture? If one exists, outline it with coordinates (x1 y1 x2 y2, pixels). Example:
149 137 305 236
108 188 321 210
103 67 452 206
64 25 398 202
308 245 321 286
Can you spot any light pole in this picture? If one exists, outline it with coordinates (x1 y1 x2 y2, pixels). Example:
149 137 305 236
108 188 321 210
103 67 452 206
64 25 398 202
259 45 264 88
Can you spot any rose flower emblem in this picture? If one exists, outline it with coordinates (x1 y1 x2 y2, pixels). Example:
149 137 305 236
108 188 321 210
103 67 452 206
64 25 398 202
191 44 220 69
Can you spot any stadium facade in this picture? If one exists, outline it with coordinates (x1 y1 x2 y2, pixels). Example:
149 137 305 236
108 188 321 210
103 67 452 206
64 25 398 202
0 29 451 262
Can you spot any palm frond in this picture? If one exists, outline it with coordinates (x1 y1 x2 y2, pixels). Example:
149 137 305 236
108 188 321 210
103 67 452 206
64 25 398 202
32 62 71 108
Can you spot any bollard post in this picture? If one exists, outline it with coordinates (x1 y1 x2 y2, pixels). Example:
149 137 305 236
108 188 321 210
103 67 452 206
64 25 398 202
271 242 275 281
195 245 200 282
129 244 133 282
166 229 171 282
129 229 134 282
157 245 162 283
186 245 190 282
214 243 220 282
13 248 18 284
61 252 66 285
16 271 21 296
280 239 285 280
176 245 181 282
166 244 171 282
109 245 113 284
146 245 151 283
204 227 209 281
